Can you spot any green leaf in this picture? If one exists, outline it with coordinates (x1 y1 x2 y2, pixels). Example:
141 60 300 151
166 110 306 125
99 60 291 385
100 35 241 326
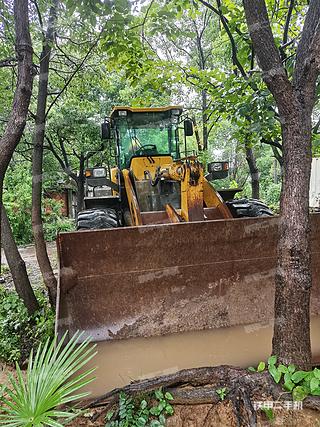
278 364 288 374
288 364 296 374
268 364 282 383
262 408 275 422
311 388 320 396
283 372 295 392
165 404 174 415
291 371 308 384
257 361 265 372
140 399 148 409
150 407 160 416
137 416 147 426
310 378 319 393
248 366 256 372
268 355 277 366
292 386 308 401
106 411 114 421
164 392 174 400
155 389 164 400
159 414 166 424
313 368 320 379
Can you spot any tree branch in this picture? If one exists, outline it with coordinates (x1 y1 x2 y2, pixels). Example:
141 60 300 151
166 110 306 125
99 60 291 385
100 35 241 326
0 57 16 68
283 0 295 46
46 135 78 182
313 117 320 134
261 137 283 151
293 0 320 89
243 0 294 111
45 30 103 118
30 0 44 37
198 0 247 78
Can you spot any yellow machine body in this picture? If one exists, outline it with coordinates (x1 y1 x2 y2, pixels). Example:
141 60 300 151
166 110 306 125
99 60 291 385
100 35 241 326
100 106 234 227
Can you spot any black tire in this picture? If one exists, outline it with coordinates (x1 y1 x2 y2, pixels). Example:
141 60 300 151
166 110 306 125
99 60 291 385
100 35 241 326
76 208 120 230
226 198 273 218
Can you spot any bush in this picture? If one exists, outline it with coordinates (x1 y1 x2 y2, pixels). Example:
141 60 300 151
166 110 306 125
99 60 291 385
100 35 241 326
261 182 281 213
0 332 96 427
43 198 75 241
0 289 54 364
4 165 75 245
106 389 174 427
3 166 33 245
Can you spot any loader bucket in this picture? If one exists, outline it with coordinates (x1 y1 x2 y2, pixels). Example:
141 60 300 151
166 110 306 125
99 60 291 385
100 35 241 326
56 214 320 343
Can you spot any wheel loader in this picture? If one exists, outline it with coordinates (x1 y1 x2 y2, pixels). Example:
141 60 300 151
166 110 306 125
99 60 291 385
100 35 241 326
56 106 272 341
76 106 272 231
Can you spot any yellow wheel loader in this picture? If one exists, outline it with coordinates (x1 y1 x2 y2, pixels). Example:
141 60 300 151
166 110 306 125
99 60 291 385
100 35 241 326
57 106 274 342
76 106 272 231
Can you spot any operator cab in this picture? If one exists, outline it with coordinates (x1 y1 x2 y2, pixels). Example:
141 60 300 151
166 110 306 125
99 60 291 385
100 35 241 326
109 106 183 168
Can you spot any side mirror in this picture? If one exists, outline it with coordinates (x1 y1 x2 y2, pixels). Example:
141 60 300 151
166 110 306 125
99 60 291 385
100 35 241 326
101 121 111 140
184 119 194 137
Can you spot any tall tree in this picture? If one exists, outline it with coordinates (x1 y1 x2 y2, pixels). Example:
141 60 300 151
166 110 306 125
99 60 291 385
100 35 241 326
243 0 320 367
144 1 264 197
0 0 33 282
31 0 59 306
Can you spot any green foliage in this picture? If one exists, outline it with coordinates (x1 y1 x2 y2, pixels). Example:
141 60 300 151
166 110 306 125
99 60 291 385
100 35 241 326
261 407 275 422
257 361 265 372
0 332 96 427
0 289 54 364
106 389 174 427
216 387 228 401
250 355 320 401
43 199 75 241
3 165 33 245
0 265 9 275
3 164 75 245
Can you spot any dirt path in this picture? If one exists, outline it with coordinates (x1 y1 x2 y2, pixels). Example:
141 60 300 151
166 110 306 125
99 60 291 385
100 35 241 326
0 241 57 291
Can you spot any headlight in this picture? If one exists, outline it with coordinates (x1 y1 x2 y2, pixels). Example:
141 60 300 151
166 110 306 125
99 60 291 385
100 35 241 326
212 163 223 171
208 162 229 173
93 168 106 178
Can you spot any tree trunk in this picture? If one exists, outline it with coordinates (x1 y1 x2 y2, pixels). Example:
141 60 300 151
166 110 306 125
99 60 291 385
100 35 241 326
272 111 312 367
192 116 202 152
76 159 85 214
31 0 58 307
245 144 260 199
1 206 39 314
0 0 33 281
242 0 320 369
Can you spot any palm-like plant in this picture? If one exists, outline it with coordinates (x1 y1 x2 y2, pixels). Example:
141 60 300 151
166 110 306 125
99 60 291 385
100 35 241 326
0 331 97 426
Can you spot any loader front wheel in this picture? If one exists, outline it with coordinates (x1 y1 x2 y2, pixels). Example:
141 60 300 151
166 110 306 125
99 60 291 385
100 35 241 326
76 208 119 230
226 198 273 218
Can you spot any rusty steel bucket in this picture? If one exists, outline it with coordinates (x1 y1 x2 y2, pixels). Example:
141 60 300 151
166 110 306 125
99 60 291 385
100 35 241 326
56 215 320 343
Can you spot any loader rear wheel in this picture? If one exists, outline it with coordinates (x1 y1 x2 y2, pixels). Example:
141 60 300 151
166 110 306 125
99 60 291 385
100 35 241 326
76 208 119 230
226 198 273 218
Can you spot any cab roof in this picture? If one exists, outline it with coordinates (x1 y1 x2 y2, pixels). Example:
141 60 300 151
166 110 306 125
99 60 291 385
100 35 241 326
110 106 183 119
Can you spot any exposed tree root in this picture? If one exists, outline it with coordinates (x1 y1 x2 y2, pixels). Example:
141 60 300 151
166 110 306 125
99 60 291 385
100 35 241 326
84 365 320 425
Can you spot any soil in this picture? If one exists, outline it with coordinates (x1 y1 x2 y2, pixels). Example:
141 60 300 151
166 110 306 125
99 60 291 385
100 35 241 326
0 241 57 290
68 401 320 426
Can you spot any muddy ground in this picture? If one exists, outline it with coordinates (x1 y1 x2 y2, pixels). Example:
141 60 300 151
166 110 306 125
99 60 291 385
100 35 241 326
0 241 57 290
